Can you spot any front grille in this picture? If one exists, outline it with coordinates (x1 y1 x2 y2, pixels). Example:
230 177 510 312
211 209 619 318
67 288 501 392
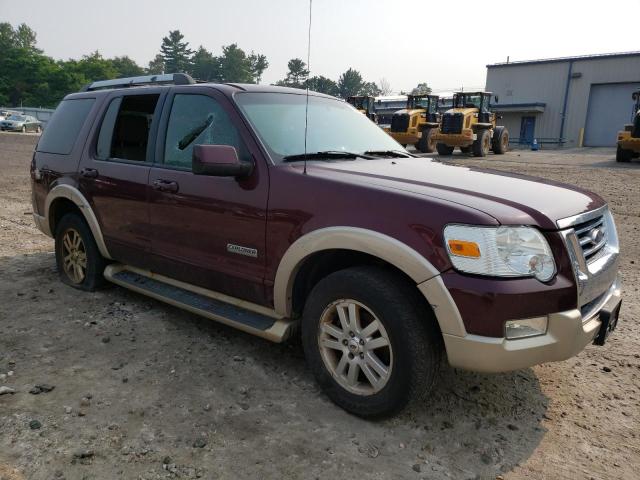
574 215 607 262
390 113 409 132
441 113 463 134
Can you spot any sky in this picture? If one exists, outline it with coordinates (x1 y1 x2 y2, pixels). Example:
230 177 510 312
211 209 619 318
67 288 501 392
2 0 639 94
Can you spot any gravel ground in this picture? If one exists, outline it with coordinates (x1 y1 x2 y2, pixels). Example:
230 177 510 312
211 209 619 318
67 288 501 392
1 133 638 480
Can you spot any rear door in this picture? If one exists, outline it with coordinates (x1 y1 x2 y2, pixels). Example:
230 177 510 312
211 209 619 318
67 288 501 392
78 90 165 268
147 87 269 305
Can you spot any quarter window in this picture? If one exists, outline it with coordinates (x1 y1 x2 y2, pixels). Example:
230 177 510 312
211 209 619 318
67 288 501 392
37 98 95 155
163 94 248 169
96 94 159 162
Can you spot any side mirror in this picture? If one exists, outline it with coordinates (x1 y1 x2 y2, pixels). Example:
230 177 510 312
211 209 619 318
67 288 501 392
494 95 499 103
192 144 253 177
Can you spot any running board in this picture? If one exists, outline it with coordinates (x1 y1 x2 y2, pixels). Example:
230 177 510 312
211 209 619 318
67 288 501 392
103 264 295 342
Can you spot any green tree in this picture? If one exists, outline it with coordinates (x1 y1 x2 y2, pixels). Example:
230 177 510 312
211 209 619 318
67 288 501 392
360 81 381 97
337 68 364 99
411 82 432 95
248 52 269 83
110 56 144 77
191 46 221 82
218 44 253 83
0 22 39 51
282 58 309 87
147 54 165 74
305 75 339 96
62 51 118 84
160 30 194 73
0 22 81 107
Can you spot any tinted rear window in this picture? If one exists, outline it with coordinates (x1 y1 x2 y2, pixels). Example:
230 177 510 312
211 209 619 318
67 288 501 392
37 98 95 154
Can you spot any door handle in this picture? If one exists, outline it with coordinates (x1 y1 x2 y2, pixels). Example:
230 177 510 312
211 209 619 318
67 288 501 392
152 179 179 193
80 168 98 178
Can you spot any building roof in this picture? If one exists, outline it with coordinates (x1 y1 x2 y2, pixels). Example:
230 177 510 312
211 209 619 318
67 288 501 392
487 51 640 68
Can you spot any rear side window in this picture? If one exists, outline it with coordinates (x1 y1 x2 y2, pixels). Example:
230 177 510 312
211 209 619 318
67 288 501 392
37 98 95 154
95 94 159 162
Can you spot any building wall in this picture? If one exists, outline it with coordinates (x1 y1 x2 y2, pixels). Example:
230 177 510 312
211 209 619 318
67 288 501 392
564 56 640 146
486 54 640 147
487 62 569 143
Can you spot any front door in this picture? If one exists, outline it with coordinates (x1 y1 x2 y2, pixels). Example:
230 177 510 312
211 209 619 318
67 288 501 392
520 116 536 145
78 91 164 268
147 88 269 305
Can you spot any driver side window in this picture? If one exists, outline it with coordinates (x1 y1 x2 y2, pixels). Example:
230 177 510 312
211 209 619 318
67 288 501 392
163 94 249 169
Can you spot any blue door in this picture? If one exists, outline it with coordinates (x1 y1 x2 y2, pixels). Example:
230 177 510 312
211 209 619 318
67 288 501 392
520 116 536 145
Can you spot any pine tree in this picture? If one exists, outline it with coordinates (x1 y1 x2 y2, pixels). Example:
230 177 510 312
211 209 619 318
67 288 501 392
159 30 194 73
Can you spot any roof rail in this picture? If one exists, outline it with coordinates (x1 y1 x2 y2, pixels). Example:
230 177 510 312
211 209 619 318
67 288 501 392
80 73 195 92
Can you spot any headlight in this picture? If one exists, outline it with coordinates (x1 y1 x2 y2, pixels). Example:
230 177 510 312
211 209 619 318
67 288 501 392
443 225 556 282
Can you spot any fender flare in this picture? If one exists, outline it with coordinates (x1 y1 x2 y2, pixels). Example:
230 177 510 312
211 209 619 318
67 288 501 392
273 226 466 336
43 184 112 259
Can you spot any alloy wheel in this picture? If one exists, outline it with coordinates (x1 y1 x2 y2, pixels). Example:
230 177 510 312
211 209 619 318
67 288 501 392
318 299 393 396
61 228 87 284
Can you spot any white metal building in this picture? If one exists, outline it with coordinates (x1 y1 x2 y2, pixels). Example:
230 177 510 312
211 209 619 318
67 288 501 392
485 51 640 147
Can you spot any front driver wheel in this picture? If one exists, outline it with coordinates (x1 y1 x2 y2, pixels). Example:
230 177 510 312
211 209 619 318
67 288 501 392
302 266 442 418
436 143 454 155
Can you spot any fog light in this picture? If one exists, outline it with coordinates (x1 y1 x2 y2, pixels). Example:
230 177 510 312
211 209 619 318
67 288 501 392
505 317 548 339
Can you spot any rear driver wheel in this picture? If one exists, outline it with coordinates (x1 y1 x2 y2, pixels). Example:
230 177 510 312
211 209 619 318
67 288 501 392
301 266 442 418
55 213 107 291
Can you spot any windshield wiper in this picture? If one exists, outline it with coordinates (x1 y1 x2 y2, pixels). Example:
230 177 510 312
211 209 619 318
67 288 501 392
282 151 375 162
364 150 415 158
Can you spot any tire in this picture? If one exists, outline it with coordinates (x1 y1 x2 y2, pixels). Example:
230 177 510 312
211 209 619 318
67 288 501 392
472 129 490 157
36 125 42 134
436 143 454 155
492 126 509 154
301 266 442 418
417 127 437 153
55 213 107 291
460 146 471 154
616 145 633 162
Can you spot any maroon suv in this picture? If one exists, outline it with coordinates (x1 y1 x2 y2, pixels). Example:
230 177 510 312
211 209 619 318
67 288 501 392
30 73 622 417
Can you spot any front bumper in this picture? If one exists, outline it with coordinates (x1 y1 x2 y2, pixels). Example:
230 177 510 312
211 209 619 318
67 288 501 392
389 131 420 145
432 129 475 146
618 135 640 152
443 275 622 372
0 125 23 131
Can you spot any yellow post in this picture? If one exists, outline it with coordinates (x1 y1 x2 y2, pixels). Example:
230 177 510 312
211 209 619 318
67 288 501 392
578 127 584 147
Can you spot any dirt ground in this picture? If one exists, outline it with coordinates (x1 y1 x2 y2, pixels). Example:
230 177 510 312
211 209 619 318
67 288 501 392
1 132 638 480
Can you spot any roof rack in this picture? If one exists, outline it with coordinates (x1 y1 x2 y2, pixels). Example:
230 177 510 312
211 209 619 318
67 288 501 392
80 73 195 92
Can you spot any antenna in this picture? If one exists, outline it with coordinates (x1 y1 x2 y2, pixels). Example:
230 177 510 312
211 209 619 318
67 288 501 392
303 0 313 175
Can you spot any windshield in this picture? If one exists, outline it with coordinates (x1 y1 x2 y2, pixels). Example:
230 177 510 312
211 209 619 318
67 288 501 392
454 94 482 109
8 115 26 121
235 92 404 163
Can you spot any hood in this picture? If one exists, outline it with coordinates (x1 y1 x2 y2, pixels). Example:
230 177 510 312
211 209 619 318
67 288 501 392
302 158 604 230
444 107 477 116
394 108 423 116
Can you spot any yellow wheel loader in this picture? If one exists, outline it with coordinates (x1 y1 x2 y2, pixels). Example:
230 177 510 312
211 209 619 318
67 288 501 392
616 90 640 162
432 92 508 157
347 95 378 123
385 94 441 153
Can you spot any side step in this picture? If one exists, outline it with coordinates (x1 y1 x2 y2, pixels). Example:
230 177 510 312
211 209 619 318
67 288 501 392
103 264 295 342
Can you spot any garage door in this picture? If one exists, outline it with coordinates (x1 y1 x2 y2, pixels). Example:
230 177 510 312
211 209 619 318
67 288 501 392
584 83 640 147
